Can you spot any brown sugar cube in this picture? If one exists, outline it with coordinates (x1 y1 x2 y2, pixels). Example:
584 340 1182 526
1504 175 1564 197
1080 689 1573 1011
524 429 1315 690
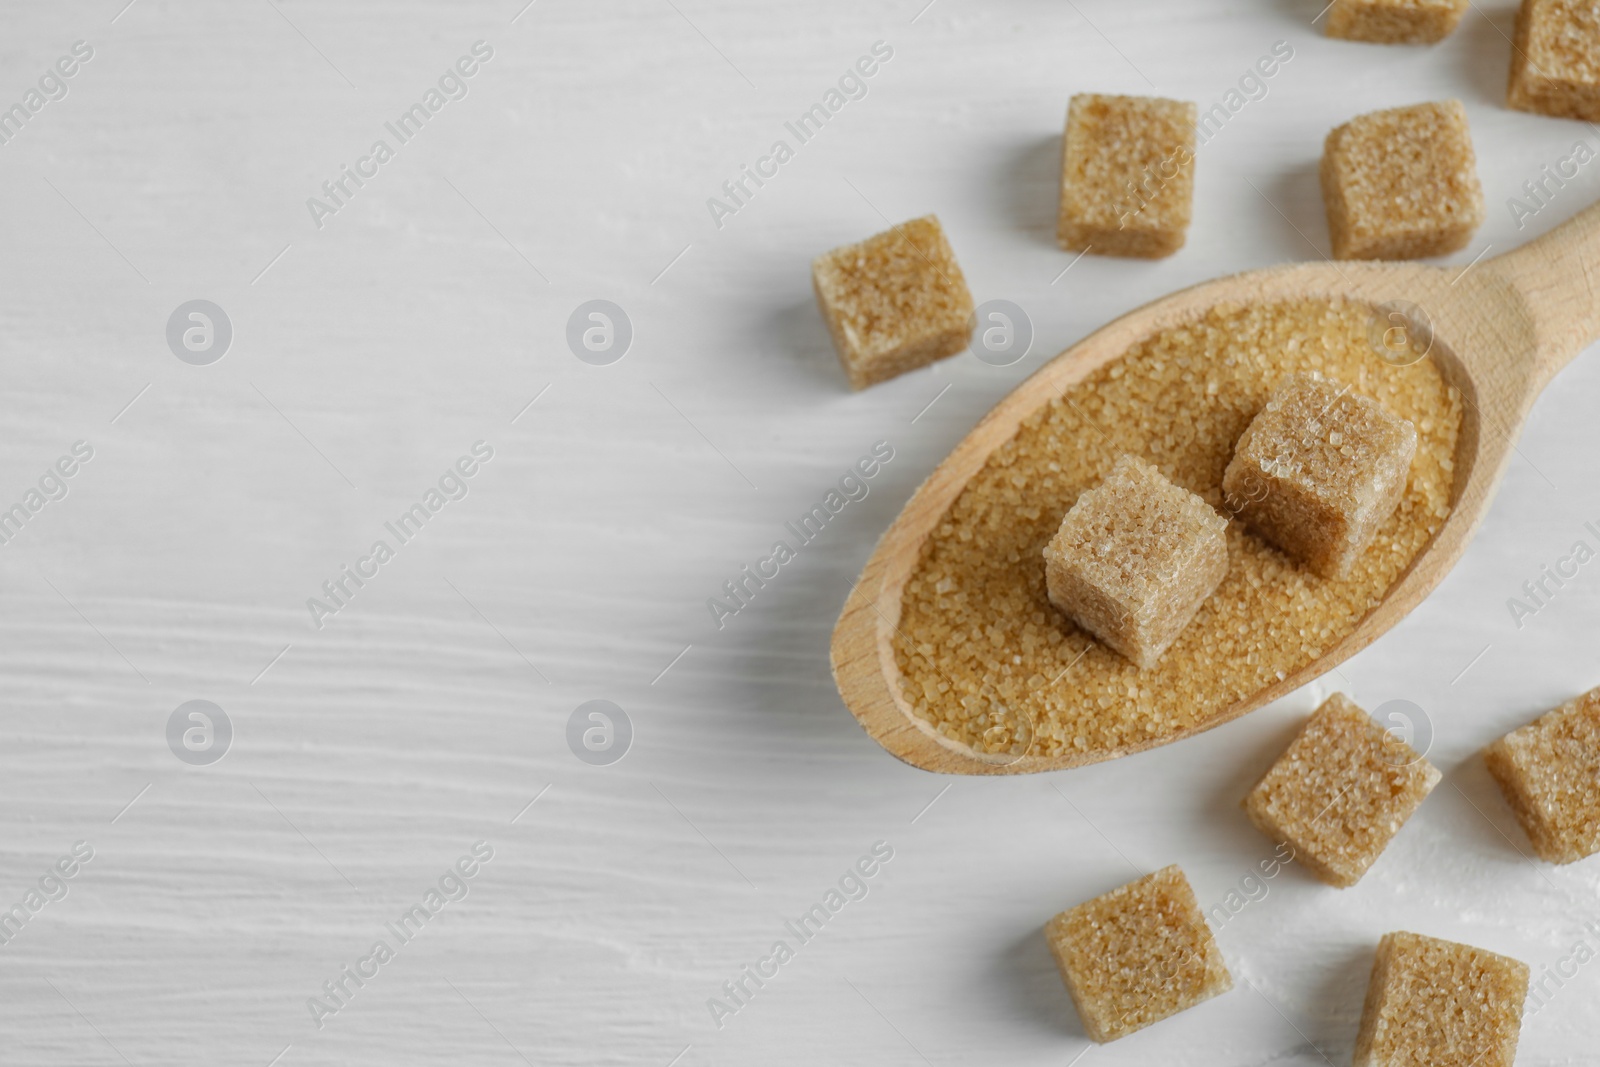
1058 93 1197 259
1243 693 1440 887
1485 683 1600 863
1325 0 1468 44
1223 374 1417 580
1045 865 1232 1043
1509 0 1600 120
1044 455 1227 669
1320 100 1484 260
811 215 974 391
1353 931 1529 1067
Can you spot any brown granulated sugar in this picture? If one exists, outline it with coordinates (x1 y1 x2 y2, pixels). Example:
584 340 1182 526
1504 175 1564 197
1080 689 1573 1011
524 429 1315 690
893 299 1461 760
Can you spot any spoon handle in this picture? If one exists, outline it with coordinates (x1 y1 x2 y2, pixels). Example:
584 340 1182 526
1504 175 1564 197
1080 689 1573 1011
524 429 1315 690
1488 199 1600 384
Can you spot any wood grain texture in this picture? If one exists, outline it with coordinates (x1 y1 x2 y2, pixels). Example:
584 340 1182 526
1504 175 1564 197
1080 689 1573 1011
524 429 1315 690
3 1 1600 1065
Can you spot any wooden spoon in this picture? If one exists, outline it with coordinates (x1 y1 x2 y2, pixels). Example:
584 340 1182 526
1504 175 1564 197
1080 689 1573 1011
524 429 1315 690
831 203 1600 775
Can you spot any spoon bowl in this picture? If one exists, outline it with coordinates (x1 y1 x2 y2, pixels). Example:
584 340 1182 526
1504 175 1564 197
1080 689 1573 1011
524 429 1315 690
831 203 1600 774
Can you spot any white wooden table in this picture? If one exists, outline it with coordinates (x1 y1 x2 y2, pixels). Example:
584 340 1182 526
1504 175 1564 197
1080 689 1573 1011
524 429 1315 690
1 0 1597 1063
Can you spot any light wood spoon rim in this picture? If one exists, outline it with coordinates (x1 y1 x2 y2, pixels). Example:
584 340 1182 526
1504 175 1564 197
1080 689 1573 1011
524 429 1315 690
830 203 1600 775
